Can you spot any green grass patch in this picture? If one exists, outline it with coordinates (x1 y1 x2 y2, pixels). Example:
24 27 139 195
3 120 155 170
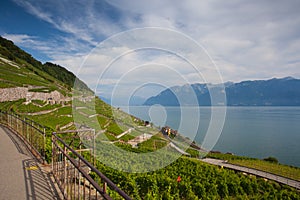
206 152 256 161
229 159 300 182
107 122 126 135
16 102 61 113
0 99 25 111
119 134 135 142
186 148 201 158
97 115 109 128
0 64 52 87
54 106 72 115
28 113 73 130
104 133 117 141
31 99 47 106
0 80 16 88
128 129 141 137
28 87 55 93
206 152 300 182
138 134 169 152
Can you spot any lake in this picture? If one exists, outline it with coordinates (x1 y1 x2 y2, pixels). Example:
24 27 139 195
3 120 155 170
122 106 300 167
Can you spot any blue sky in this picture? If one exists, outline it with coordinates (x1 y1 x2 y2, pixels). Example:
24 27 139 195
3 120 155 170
1 0 300 101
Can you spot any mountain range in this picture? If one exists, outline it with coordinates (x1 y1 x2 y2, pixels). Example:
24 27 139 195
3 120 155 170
143 77 300 106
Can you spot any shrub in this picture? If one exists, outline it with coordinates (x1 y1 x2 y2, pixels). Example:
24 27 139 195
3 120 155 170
263 156 279 164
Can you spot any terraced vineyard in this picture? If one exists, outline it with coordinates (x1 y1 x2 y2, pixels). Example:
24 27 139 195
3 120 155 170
1 36 299 199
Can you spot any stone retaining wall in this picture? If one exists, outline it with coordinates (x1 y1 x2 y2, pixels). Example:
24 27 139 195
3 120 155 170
0 87 65 103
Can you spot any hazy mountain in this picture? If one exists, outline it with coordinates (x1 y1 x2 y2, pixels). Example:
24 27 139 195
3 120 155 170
143 77 300 106
100 95 146 106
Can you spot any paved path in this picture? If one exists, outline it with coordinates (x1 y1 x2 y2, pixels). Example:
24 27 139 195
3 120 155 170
0 126 61 200
169 142 190 156
202 158 300 190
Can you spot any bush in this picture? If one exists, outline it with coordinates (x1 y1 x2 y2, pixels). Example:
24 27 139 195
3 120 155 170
263 156 279 164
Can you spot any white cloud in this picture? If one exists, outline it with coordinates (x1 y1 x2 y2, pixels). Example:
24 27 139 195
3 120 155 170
2 34 33 44
6 0 300 98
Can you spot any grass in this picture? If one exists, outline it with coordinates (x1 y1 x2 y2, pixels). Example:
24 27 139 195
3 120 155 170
28 113 73 131
99 132 118 141
16 103 61 113
54 106 72 115
119 134 135 142
0 99 26 111
138 134 169 152
0 63 54 88
186 148 201 157
97 115 109 128
31 99 47 106
77 107 97 116
229 159 300 182
0 80 16 88
106 122 126 136
128 129 141 137
28 87 56 93
73 110 100 130
206 153 300 182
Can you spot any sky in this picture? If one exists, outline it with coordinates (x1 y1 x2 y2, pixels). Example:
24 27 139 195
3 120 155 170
1 0 300 102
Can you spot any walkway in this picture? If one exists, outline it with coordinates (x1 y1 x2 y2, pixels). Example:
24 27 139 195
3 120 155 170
202 158 300 190
0 126 61 199
169 142 190 156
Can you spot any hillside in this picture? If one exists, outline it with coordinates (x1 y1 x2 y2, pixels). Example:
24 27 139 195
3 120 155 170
144 77 300 106
0 36 299 199
0 35 170 152
0 36 90 92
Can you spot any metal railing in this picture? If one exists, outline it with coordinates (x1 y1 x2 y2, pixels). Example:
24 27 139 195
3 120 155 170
0 111 46 163
0 110 132 199
52 130 132 200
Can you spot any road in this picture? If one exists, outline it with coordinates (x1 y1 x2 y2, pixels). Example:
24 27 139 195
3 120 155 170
0 125 61 199
202 158 300 190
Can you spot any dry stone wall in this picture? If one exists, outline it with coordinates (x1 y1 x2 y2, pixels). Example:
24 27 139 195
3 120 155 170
0 87 28 102
0 87 65 103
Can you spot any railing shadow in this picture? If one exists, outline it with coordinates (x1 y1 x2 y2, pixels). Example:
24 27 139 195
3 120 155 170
2 126 30 156
2 126 61 200
22 158 60 200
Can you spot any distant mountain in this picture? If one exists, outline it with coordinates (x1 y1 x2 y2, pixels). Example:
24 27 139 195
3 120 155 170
100 95 146 106
129 96 146 106
143 77 300 106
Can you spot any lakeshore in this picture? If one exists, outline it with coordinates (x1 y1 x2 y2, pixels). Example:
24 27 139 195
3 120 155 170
124 106 300 167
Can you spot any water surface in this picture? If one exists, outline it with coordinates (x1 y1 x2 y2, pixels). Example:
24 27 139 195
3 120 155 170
124 106 300 167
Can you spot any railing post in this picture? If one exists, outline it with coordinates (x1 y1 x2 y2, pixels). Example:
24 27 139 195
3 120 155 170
8 113 10 127
26 120 29 145
13 113 17 131
50 130 132 200
16 115 18 134
30 121 33 151
22 118 25 139
63 144 67 197
103 181 107 194
52 133 55 174
8 113 10 129
93 129 96 166
43 127 46 164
